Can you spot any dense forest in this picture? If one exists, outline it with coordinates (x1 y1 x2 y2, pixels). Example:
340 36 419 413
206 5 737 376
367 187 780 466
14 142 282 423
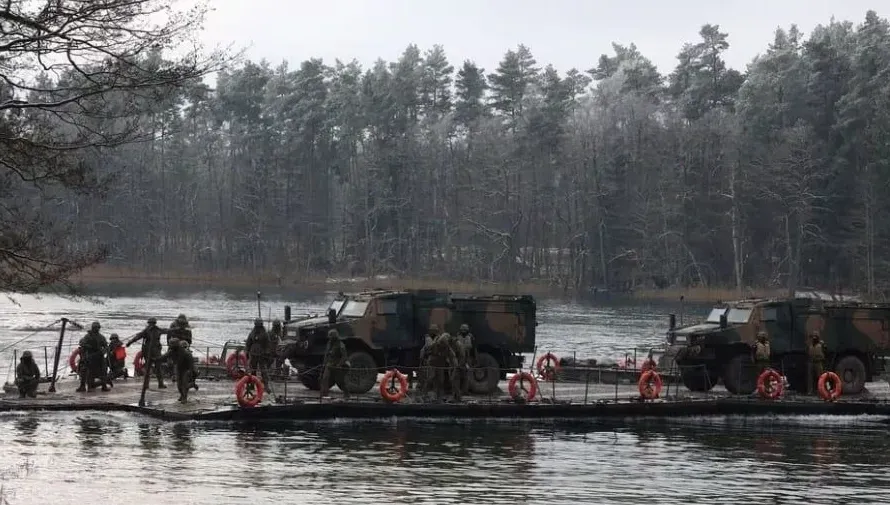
5 6 890 296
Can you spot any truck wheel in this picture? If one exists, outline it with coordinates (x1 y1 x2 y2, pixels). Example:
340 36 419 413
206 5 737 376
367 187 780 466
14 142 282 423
681 366 717 392
723 354 757 394
468 352 500 394
298 365 323 390
834 355 867 395
337 351 378 394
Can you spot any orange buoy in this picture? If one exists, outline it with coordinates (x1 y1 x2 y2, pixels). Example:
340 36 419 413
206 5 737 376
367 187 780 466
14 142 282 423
508 371 538 401
379 369 409 403
133 350 145 375
756 368 784 400
817 371 843 402
638 370 663 400
535 353 560 381
68 348 81 373
226 352 248 379
235 374 265 408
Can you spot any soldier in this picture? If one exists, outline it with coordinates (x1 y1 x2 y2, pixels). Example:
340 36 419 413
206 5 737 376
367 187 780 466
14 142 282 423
426 331 458 401
415 324 440 393
447 327 468 399
268 319 284 375
126 317 169 389
754 331 771 373
107 334 129 381
320 329 350 400
168 314 193 346
245 318 272 389
807 331 827 395
457 324 476 364
15 350 40 399
155 338 198 403
76 321 109 392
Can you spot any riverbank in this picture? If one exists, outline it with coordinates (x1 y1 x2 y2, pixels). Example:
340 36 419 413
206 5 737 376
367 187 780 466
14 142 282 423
70 265 783 303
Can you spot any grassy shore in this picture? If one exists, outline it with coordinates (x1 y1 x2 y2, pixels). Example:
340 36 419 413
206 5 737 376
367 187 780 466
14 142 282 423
70 265 784 303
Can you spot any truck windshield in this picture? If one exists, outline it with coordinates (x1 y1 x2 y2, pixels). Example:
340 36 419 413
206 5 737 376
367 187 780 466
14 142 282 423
706 308 727 323
705 307 751 324
341 300 368 317
327 299 345 316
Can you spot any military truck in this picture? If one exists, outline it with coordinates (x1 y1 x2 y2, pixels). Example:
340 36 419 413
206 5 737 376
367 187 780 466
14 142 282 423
278 289 536 395
666 295 890 396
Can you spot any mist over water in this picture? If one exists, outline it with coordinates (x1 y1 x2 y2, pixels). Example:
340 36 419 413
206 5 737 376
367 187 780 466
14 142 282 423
1 291 887 504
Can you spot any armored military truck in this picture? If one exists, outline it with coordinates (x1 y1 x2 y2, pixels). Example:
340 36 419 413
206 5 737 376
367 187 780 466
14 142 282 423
667 295 890 395
279 289 536 395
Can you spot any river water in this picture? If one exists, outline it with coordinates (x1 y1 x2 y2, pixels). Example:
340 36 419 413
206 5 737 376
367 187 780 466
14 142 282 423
1 290 889 504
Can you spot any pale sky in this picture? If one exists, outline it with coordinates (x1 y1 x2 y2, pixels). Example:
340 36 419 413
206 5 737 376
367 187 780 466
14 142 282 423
199 0 880 76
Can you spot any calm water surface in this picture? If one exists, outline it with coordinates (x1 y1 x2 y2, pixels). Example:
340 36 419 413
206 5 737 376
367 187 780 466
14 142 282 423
0 291 888 504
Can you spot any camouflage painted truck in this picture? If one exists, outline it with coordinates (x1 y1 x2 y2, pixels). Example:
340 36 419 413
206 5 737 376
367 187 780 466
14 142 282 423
278 289 536 394
665 295 890 396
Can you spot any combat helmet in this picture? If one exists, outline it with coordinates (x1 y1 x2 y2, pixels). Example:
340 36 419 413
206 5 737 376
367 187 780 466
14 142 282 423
429 324 440 336
90 321 101 331
459 324 469 333
110 333 120 341
168 337 181 348
272 319 282 329
328 329 339 339
254 317 263 327
21 350 32 360
147 317 157 326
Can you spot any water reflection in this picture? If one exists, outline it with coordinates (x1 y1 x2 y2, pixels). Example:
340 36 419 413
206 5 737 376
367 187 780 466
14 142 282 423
75 417 104 457
137 423 162 454
14 416 39 445
170 422 195 457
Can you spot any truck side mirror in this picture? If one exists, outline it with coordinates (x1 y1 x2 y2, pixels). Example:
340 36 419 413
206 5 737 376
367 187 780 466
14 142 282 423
719 314 727 329
284 305 291 322
669 314 676 330
327 308 337 324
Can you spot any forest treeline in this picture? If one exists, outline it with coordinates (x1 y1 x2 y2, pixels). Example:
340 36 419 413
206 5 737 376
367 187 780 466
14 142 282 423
37 11 890 295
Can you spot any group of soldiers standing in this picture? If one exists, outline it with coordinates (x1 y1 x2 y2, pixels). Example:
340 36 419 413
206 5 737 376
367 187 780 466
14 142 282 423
415 323 476 401
317 323 477 402
13 315 200 403
752 330 829 394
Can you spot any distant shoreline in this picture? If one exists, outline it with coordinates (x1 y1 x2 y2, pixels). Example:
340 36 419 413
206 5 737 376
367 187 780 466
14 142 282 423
69 265 783 303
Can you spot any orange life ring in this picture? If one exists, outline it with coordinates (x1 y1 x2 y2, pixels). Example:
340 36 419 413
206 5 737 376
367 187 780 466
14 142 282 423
756 368 784 400
133 350 145 375
508 371 538 401
638 370 663 399
379 369 409 403
68 348 81 372
817 371 843 401
226 352 248 379
535 353 560 380
235 374 265 408
641 358 657 374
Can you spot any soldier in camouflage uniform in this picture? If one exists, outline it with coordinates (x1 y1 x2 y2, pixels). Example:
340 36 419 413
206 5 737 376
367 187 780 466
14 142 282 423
807 331 827 395
107 334 129 381
415 324 440 393
167 314 193 346
447 327 468 398
753 331 771 373
268 319 284 375
77 321 109 392
320 329 350 399
245 318 273 389
426 330 459 401
155 338 198 403
126 317 169 389
15 350 40 399
456 324 475 393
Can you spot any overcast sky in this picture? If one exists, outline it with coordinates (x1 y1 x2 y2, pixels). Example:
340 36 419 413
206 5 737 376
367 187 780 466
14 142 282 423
199 0 880 76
